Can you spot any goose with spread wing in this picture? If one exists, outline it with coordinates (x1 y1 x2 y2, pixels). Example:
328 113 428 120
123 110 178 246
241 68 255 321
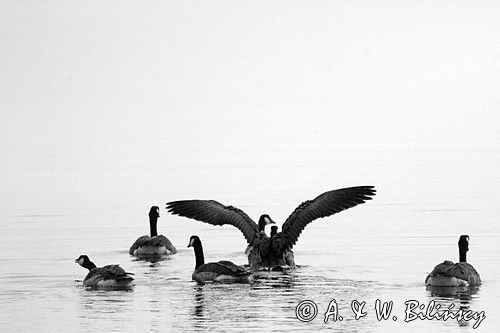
425 235 481 287
129 206 177 257
167 186 376 270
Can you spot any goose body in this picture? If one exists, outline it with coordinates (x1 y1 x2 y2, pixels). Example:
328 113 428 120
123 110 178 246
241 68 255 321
167 186 376 271
425 235 481 287
75 255 134 288
129 206 177 257
188 235 254 284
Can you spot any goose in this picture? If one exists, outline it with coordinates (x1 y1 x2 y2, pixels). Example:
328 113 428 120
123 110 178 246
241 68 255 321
244 214 275 256
425 235 481 287
187 235 254 284
167 186 376 271
75 255 134 288
129 206 177 257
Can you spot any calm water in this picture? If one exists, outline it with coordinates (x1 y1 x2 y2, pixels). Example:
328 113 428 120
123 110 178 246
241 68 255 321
1 180 499 332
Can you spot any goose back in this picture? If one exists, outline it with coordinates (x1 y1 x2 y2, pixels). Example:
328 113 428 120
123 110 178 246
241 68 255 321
129 235 177 255
426 261 481 286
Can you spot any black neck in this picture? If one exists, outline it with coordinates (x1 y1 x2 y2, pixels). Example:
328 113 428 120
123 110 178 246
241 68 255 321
459 248 467 263
83 260 97 271
149 216 158 237
193 241 205 270
458 236 468 263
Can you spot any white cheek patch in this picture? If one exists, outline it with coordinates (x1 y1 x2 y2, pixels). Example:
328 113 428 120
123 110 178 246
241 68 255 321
78 258 84 265
264 216 271 224
189 238 194 247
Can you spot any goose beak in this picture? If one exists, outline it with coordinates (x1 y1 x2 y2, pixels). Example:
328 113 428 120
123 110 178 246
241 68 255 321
74 259 78 263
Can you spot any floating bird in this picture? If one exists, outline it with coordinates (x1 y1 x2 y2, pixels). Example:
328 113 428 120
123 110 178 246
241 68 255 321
425 235 481 287
129 206 177 257
75 255 134 288
187 235 254 284
167 186 376 270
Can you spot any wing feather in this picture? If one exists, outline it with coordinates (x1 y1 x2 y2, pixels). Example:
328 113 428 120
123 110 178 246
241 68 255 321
282 186 376 248
96 265 134 280
166 200 258 244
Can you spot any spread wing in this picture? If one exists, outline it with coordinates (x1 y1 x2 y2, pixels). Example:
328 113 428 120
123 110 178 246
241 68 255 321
166 200 259 244
281 186 376 248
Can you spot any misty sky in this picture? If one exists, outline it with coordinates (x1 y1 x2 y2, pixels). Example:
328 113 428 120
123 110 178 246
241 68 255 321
1 1 499 215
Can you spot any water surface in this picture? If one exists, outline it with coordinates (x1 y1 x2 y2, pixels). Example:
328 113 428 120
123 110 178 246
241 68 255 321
1 179 498 332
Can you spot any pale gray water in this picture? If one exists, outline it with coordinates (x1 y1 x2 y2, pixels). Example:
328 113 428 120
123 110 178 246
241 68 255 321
1 167 499 332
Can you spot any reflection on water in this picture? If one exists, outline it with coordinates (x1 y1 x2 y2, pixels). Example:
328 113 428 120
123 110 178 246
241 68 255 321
192 286 205 331
425 286 482 328
426 285 480 299
77 287 135 315
170 268 381 332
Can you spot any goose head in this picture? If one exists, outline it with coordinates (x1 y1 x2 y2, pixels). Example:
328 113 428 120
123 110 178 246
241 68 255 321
149 206 160 219
258 214 275 233
75 254 96 270
458 235 469 263
188 235 201 248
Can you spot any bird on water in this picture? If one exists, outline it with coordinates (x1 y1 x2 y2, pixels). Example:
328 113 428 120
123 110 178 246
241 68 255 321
425 235 481 287
129 206 177 257
75 255 134 288
187 235 254 284
167 186 376 271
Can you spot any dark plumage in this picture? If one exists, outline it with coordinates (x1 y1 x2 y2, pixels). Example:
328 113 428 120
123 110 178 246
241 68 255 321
167 186 376 270
129 206 177 257
187 235 254 284
426 235 481 287
75 255 134 288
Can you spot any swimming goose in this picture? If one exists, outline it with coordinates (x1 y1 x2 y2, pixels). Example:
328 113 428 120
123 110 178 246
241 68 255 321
425 235 481 287
188 235 254 284
129 206 177 257
167 186 376 271
75 255 134 288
